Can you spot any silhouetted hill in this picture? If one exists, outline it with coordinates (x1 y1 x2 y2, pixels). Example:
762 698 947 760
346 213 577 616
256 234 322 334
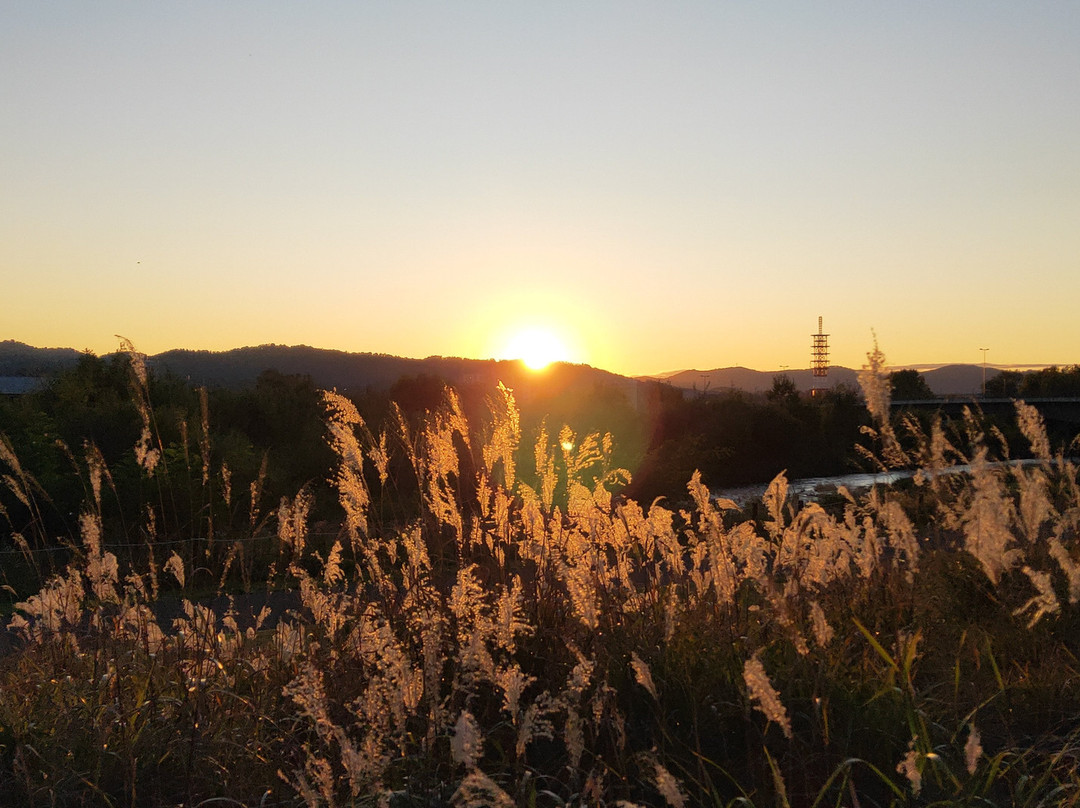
920 364 1000 396
0 341 1034 399
0 340 82 376
655 366 861 394
0 341 649 412
151 345 431 390
148 344 638 400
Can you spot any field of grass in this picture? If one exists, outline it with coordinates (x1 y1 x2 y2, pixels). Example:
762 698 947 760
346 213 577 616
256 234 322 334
2 346 1080 807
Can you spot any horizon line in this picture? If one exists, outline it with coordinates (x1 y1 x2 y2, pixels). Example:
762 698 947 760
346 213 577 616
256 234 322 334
2 338 1073 380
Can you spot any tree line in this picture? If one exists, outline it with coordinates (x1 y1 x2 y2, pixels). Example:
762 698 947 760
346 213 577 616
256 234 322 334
986 364 1080 398
7 356 1065 568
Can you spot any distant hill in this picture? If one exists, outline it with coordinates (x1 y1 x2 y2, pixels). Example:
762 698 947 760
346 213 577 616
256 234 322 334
653 366 860 395
650 364 1005 397
0 342 644 411
150 345 487 391
0 340 82 376
920 364 1000 397
0 341 1030 399
149 344 640 404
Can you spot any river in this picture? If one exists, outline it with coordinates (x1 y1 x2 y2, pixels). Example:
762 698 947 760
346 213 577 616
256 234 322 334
712 459 1049 507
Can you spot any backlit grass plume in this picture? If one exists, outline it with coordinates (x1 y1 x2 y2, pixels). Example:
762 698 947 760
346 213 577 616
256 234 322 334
0 342 1079 806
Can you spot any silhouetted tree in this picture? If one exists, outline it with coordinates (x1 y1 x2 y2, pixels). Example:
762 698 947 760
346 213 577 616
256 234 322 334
1021 366 1080 398
766 374 800 408
985 366 1080 399
890 369 935 400
986 370 1021 398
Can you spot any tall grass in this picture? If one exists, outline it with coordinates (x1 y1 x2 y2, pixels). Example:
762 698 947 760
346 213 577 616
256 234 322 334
2 345 1080 806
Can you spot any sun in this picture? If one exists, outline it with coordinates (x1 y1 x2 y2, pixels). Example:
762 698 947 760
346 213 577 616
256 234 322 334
502 327 572 371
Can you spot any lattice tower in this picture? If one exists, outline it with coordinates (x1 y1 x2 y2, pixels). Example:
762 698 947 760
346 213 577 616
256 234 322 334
811 316 829 378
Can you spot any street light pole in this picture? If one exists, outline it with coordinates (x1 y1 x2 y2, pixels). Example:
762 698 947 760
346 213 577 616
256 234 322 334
979 347 989 396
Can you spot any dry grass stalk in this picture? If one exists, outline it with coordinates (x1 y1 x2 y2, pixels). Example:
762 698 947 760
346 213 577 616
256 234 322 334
2 354 1080 806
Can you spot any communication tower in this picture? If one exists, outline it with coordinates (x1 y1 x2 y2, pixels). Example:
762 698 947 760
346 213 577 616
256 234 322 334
811 316 829 381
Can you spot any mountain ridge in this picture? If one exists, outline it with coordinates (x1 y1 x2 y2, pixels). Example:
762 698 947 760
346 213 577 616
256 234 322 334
1 339 1059 396
0 340 637 400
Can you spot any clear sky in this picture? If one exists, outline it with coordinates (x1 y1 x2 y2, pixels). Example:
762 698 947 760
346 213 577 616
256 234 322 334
3 2 1078 377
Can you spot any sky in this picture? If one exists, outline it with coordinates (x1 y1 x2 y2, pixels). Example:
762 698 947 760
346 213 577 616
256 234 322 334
3 2 1078 377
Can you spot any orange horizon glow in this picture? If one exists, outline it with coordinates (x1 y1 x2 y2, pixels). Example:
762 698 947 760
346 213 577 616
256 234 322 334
496 325 577 371
4 6 1079 378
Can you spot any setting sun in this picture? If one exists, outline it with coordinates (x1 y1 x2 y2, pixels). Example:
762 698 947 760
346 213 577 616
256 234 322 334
502 327 573 371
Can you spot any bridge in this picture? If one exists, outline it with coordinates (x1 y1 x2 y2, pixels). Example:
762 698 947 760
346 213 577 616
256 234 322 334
890 397 1080 427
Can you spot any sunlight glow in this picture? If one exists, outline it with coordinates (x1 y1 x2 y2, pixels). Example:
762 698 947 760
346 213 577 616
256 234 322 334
502 327 573 371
